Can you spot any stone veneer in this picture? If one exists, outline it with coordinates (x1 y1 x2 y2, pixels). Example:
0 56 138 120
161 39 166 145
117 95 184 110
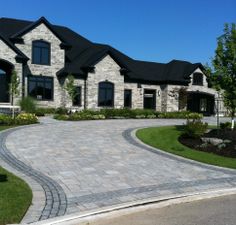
0 39 22 104
16 23 65 108
0 23 226 114
86 55 124 109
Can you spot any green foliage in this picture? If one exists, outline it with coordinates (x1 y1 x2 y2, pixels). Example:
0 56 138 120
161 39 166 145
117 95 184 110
136 126 236 169
210 23 236 119
0 113 38 125
15 113 38 125
183 119 208 139
55 107 68 115
220 121 232 129
19 96 36 113
64 75 77 103
0 114 14 125
53 108 203 121
9 70 20 99
0 165 32 224
34 107 56 116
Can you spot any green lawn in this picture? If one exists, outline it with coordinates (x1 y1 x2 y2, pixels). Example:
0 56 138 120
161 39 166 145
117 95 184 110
0 126 32 225
136 126 236 169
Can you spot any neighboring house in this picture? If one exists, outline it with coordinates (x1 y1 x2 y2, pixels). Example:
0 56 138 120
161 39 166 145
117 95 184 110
0 17 224 115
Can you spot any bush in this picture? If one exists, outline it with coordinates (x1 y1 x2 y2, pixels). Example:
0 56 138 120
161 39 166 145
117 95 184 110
34 107 56 116
0 114 14 125
158 111 202 119
15 113 38 125
220 122 231 129
183 119 208 139
19 97 36 113
53 108 203 121
55 107 68 115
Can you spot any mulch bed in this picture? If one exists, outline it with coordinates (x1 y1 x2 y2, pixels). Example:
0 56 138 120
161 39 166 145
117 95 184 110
179 129 236 158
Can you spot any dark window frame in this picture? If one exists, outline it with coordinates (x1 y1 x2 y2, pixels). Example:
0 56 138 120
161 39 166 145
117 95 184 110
32 40 51 65
72 86 82 106
98 81 114 107
192 73 203 86
124 89 132 108
28 75 54 101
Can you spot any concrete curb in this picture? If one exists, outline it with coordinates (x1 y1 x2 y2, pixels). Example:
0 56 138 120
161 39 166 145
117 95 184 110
128 127 236 174
20 187 236 225
0 125 67 222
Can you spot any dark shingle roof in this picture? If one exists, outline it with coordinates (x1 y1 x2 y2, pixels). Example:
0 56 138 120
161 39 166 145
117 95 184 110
0 17 204 84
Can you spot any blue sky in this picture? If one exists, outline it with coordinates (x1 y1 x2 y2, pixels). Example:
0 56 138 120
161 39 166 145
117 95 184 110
1 0 235 64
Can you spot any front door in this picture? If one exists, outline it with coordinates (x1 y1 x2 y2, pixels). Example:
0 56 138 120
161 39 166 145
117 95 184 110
144 89 156 110
0 69 8 102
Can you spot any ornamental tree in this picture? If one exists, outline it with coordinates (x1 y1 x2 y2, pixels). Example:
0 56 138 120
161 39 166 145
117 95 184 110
64 74 77 110
9 70 20 118
211 23 236 129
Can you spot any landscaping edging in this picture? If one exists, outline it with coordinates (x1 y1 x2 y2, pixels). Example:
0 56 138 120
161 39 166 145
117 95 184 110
0 126 67 223
124 127 236 175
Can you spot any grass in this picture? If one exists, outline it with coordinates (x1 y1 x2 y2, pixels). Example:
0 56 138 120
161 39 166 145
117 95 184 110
0 126 32 225
136 126 236 169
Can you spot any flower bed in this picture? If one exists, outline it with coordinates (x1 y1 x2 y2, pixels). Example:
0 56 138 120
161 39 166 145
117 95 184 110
0 113 38 125
54 109 202 121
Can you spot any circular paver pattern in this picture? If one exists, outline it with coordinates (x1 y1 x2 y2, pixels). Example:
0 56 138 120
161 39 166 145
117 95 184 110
2 118 236 222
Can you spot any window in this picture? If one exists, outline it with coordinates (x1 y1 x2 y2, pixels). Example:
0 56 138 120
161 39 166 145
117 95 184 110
98 81 114 107
32 41 50 65
28 75 53 100
73 86 82 106
200 98 207 112
124 89 132 108
193 73 203 86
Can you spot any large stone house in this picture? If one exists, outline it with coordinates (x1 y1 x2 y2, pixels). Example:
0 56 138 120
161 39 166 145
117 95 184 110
0 17 221 115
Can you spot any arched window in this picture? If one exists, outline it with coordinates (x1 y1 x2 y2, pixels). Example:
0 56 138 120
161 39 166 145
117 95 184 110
98 81 114 107
32 40 50 65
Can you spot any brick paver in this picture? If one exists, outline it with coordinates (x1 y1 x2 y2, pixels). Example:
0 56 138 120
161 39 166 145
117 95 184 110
1 117 235 222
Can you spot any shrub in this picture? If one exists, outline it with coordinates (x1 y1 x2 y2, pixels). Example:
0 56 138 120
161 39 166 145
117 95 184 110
158 111 202 119
55 107 68 115
183 119 208 139
220 122 231 129
34 107 56 116
0 114 14 125
19 97 36 113
54 114 69 120
15 113 38 125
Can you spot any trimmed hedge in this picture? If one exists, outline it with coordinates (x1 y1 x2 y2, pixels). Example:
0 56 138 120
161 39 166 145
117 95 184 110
54 109 203 121
0 113 38 125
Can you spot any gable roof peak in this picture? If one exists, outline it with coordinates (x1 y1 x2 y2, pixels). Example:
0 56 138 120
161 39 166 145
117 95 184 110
10 16 69 45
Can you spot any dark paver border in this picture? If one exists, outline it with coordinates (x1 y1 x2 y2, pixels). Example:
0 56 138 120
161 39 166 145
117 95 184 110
122 127 236 175
0 126 67 221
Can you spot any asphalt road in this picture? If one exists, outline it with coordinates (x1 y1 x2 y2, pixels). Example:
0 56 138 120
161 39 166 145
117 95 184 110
91 194 236 225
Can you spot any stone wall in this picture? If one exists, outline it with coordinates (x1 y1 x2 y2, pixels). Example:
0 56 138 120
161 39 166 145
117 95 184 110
165 68 218 112
124 82 162 110
0 39 22 104
86 55 124 109
16 23 65 108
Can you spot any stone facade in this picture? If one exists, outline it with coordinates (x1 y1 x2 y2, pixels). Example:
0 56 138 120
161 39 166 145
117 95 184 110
0 21 226 115
86 55 124 109
16 23 65 108
0 39 22 104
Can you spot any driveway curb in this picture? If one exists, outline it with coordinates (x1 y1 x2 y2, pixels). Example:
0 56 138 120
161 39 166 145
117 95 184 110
21 187 236 225
0 126 67 223
125 127 236 174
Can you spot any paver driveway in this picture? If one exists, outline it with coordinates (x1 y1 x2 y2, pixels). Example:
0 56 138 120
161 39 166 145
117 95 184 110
2 118 236 222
